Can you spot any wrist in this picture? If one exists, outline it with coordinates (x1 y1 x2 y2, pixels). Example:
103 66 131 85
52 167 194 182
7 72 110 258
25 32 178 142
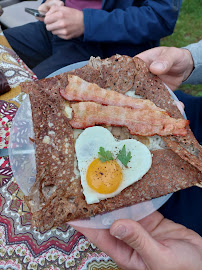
80 11 84 35
182 48 194 82
75 10 84 36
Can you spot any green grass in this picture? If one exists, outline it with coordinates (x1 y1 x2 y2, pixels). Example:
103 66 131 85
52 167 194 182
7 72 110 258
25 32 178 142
160 0 202 96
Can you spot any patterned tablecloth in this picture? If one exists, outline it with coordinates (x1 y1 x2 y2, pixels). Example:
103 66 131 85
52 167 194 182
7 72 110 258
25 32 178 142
0 27 121 270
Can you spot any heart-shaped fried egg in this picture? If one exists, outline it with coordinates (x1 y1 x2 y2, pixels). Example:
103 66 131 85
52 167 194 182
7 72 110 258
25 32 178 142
75 126 152 204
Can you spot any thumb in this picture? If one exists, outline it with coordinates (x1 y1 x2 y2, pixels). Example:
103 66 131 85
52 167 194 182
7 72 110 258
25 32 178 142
149 58 173 76
110 219 162 262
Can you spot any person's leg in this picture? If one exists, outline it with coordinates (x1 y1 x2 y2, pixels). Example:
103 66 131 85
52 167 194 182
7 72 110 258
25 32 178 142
159 90 202 235
3 21 52 69
33 36 104 78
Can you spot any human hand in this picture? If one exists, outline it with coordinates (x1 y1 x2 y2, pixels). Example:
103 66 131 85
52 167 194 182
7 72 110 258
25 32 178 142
37 0 64 21
44 6 84 39
136 47 194 91
72 211 202 270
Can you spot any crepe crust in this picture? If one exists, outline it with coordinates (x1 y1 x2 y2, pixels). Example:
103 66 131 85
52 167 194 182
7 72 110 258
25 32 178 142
20 55 202 232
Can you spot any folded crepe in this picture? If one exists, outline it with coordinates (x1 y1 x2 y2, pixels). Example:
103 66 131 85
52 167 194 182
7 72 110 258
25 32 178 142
21 55 202 232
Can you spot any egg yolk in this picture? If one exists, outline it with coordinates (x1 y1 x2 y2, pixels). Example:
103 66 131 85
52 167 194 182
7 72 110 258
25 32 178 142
86 158 123 194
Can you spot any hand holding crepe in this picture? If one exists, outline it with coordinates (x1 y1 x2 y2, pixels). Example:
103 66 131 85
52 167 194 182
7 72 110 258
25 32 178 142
20 55 202 232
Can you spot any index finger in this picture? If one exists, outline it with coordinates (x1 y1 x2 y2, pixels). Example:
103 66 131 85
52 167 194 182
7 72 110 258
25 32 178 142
135 47 166 66
71 224 135 266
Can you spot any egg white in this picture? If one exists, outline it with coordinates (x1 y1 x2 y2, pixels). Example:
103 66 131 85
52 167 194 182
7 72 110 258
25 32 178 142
75 126 152 204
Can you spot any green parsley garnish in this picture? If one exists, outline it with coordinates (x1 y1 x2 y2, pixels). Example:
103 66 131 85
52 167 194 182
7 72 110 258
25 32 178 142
117 145 132 167
98 147 114 163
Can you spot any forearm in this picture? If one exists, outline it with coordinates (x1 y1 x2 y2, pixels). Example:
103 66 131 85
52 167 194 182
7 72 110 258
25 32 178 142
182 40 202 85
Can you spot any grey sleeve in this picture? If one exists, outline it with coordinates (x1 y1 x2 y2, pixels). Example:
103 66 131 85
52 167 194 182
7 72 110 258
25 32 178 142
182 40 202 84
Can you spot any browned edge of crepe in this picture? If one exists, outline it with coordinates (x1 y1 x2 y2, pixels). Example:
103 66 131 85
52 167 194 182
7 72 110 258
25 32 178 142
133 57 202 173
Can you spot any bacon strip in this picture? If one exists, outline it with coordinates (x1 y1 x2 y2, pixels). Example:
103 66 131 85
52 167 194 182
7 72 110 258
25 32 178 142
69 102 189 136
60 75 165 112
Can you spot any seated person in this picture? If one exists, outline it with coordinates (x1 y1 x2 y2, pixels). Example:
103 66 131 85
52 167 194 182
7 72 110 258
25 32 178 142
3 0 182 78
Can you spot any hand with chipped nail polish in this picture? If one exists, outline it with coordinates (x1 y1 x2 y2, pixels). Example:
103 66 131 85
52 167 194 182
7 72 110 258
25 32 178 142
72 211 202 270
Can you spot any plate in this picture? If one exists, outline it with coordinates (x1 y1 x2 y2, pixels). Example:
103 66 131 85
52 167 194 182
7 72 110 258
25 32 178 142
9 61 186 229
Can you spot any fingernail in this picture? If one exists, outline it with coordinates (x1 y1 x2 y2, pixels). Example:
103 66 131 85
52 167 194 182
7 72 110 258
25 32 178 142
150 61 166 70
111 225 126 239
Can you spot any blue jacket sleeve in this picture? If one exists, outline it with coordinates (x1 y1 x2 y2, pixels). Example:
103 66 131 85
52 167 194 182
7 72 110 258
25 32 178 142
83 0 182 44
